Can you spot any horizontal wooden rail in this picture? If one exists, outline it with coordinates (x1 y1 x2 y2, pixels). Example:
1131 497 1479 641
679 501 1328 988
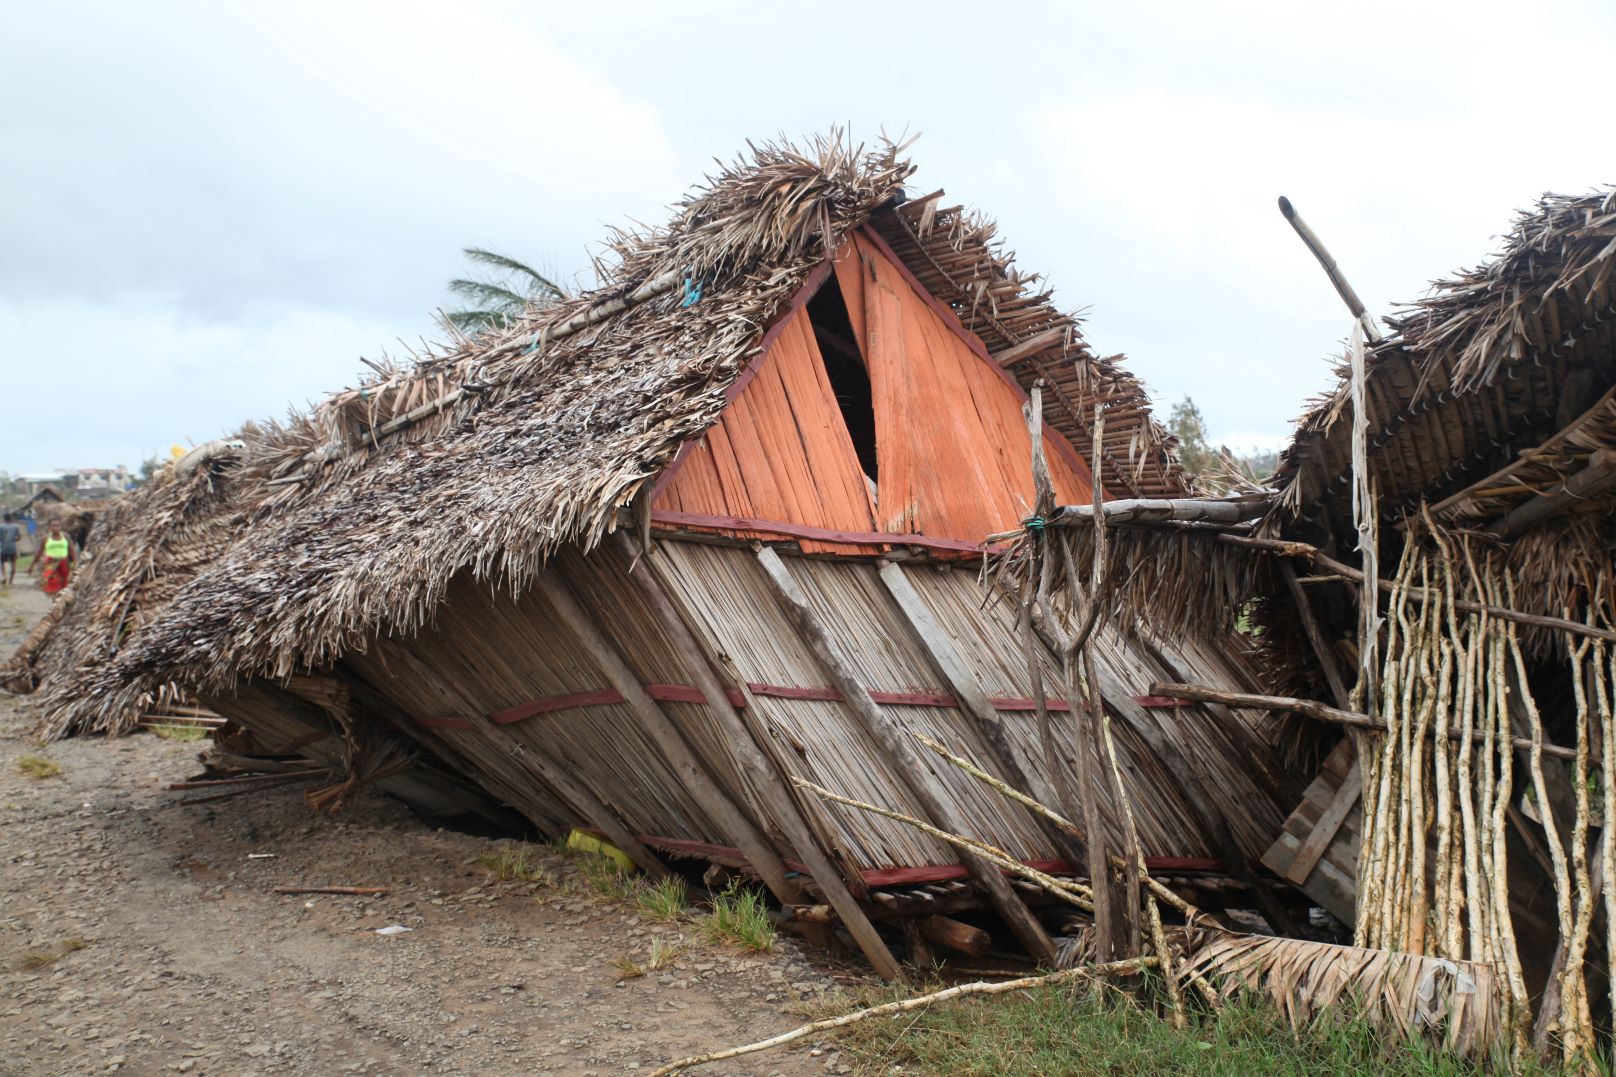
1149 681 1576 762
410 679 1164 730
650 509 1004 556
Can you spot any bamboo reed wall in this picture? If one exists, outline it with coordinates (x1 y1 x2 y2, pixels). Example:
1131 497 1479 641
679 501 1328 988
199 535 1296 889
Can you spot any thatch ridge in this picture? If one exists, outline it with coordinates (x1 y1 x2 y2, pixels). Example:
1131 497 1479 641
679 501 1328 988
31 133 1186 737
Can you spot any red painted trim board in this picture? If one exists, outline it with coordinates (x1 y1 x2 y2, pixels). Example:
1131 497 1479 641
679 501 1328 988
651 509 1003 555
414 681 1086 729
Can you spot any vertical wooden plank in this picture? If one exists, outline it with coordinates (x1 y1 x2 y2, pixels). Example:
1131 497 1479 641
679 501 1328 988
755 545 1058 965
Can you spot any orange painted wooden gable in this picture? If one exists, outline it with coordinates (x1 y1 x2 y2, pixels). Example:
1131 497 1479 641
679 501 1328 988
834 232 1093 540
654 234 1094 551
652 303 881 554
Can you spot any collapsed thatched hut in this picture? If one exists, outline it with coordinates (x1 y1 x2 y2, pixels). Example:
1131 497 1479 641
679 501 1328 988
1060 189 1616 1057
22 137 1306 975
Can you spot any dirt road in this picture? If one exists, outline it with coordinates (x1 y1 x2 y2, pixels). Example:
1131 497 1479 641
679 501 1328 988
0 583 873 1077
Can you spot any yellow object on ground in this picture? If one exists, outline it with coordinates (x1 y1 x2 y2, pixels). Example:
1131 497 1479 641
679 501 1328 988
566 829 636 873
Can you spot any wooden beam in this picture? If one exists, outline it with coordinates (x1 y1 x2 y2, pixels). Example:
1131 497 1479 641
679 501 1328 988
1485 448 1616 538
1149 681 1577 761
532 567 806 907
992 327 1066 367
1283 760 1360 886
877 559 1092 881
1279 562 1351 709
877 560 1063 812
918 914 991 956
618 535 902 979
1277 196 1381 342
1047 496 1269 527
754 545 1059 965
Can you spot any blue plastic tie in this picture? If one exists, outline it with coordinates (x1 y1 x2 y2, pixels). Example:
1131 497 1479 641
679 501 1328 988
681 274 702 308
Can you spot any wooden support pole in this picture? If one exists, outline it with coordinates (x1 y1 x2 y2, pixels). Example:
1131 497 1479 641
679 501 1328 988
532 567 805 907
617 535 902 979
754 545 1058 966
1278 196 1382 343
1047 496 1269 527
1280 562 1352 710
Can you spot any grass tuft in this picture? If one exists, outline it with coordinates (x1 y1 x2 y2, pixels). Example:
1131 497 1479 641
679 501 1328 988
17 756 61 780
17 938 87 970
477 843 552 885
613 937 685 982
699 883 775 952
577 854 640 900
647 936 685 971
832 982 1584 1077
147 724 209 742
636 875 689 922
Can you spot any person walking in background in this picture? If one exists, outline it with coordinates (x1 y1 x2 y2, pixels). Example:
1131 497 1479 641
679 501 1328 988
30 521 75 598
0 514 19 587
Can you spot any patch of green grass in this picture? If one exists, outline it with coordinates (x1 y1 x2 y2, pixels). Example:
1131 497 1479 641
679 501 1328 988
577 853 640 900
698 883 775 952
17 756 61 780
613 936 686 981
833 982 1579 1077
147 723 209 743
17 938 87 970
477 843 552 885
635 874 689 922
646 936 685 970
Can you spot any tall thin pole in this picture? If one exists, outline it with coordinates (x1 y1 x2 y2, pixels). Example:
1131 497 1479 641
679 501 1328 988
1278 196 1382 344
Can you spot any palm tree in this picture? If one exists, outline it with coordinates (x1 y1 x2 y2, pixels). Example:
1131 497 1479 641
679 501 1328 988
444 247 570 332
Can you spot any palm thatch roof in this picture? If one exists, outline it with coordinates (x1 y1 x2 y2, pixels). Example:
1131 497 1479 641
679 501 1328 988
1270 189 1616 545
27 134 1189 738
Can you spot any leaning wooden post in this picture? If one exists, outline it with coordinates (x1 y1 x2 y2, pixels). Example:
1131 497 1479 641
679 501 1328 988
754 545 1059 966
877 560 1071 821
532 568 806 907
615 535 902 979
878 557 1094 888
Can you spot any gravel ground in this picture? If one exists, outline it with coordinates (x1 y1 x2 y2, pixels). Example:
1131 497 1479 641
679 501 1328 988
0 582 877 1077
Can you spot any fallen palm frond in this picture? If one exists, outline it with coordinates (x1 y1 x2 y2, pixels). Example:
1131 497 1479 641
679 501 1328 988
645 955 1159 1077
1180 932 1504 1061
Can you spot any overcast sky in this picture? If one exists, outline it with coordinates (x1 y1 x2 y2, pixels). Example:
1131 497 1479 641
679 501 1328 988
5 0 1613 475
